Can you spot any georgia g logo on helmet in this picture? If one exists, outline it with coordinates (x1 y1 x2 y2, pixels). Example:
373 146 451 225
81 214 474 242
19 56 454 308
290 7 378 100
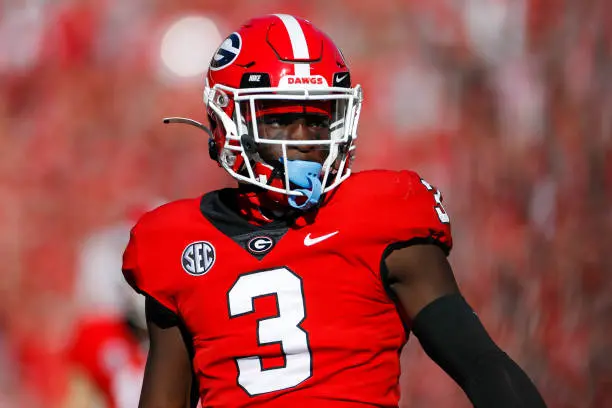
210 32 241 71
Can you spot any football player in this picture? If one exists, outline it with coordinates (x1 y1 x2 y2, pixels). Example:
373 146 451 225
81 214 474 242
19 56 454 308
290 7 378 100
122 14 547 408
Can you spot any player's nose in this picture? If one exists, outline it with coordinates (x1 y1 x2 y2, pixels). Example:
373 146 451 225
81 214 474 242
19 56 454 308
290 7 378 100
286 118 310 142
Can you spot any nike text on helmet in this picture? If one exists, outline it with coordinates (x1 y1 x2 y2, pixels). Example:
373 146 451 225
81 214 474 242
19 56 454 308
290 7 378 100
166 14 363 205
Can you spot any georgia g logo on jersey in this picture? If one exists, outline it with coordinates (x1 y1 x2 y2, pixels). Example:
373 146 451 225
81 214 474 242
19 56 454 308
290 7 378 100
247 236 275 255
182 241 216 276
210 32 241 71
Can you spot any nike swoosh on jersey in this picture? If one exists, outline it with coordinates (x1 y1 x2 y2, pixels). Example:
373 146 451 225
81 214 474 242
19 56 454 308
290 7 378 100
304 231 339 246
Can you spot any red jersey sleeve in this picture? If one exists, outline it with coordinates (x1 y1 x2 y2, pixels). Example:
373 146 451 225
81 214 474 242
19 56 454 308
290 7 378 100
384 170 453 255
122 222 179 314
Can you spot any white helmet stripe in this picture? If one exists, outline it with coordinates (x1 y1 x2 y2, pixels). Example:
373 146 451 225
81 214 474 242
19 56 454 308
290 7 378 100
274 14 310 77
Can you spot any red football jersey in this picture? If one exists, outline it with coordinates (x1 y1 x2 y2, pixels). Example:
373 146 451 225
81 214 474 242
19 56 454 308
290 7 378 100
123 170 452 407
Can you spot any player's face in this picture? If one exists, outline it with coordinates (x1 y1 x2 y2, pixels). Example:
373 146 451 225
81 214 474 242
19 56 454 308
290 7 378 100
244 100 332 165
257 113 330 164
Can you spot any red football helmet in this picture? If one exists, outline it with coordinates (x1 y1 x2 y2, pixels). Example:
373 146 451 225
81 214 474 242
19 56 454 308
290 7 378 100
167 14 363 209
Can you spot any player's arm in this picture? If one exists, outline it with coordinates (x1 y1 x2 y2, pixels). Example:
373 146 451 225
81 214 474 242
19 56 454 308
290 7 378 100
138 296 193 408
384 244 547 408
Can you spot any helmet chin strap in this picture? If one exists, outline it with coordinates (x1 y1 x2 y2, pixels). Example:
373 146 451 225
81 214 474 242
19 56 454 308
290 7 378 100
279 159 323 211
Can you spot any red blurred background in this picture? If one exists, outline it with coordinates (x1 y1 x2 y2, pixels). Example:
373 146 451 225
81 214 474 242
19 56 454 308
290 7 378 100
0 0 610 407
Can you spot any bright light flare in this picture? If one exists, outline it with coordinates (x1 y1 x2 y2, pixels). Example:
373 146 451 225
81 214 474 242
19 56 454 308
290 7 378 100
159 15 222 78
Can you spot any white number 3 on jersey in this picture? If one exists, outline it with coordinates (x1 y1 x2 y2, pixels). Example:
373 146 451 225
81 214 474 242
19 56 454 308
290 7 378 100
420 179 450 224
227 268 311 396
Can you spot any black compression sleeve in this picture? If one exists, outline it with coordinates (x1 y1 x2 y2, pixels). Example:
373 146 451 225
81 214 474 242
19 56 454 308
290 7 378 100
145 295 181 329
411 293 547 408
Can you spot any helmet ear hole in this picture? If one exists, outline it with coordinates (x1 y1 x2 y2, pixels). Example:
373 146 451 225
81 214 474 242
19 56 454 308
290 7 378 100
207 114 220 161
208 138 219 161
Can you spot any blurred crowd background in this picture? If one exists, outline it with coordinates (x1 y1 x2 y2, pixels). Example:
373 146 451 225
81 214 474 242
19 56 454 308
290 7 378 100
0 0 610 407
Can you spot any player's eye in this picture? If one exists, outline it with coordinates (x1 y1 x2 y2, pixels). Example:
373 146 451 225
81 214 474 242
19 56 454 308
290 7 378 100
261 114 330 130
307 116 330 129
262 115 287 128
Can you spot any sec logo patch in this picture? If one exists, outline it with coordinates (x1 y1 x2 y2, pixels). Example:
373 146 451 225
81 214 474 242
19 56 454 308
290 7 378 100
182 241 215 276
